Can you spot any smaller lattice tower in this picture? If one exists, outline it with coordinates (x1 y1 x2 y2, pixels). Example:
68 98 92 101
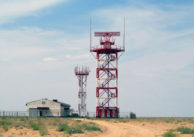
75 66 90 117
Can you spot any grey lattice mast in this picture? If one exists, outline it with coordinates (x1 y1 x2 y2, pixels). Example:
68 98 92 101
75 66 90 117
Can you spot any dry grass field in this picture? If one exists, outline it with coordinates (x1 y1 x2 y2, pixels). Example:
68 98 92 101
0 117 194 137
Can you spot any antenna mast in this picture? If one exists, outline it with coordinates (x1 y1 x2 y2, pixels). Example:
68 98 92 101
90 31 125 118
75 66 90 117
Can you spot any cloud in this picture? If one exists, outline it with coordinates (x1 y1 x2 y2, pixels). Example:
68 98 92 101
0 26 94 111
65 54 90 60
0 0 67 24
0 1 194 116
0 27 90 62
43 57 57 62
92 4 194 51
91 4 194 116
126 50 194 78
0 28 57 61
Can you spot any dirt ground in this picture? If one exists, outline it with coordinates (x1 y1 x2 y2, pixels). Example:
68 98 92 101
1 118 194 137
85 119 194 137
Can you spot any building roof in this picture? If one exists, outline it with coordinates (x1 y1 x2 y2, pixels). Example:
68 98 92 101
54 100 70 107
26 98 70 107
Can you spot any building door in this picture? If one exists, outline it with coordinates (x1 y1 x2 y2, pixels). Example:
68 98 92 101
29 108 38 117
40 111 43 116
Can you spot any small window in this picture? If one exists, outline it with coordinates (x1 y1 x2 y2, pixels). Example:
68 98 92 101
42 101 46 104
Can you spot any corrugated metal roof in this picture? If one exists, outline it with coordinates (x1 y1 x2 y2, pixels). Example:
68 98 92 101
26 98 70 107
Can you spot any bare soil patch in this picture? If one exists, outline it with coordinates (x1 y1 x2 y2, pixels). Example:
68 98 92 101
0 118 194 137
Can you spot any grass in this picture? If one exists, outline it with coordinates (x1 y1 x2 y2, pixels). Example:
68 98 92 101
39 127 48 136
57 121 101 134
29 121 40 130
111 117 194 124
79 122 101 132
162 130 178 137
57 123 83 134
0 120 11 131
0 117 74 131
3 117 194 136
67 127 83 134
29 120 48 136
162 126 194 137
0 117 49 136
177 126 194 134
57 123 69 132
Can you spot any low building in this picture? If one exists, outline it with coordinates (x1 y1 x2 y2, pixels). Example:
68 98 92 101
26 98 70 117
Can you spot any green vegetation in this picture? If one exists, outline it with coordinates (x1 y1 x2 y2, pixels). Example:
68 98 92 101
76 120 81 123
57 123 83 134
29 120 48 136
67 127 83 134
111 117 194 124
29 121 40 130
39 127 49 136
0 117 100 135
1 117 194 136
0 117 50 136
57 122 101 134
177 126 194 134
57 123 69 132
0 119 11 131
79 122 101 132
162 130 178 137
0 117 101 136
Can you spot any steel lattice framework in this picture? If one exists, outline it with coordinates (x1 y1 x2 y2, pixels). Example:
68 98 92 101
75 66 90 117
90 32 125 118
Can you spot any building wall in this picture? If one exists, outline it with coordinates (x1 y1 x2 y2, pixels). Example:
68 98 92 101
26 99 61 117
60 106 70 117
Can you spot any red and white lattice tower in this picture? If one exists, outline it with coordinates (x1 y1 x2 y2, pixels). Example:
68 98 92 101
90 32 125 118
75 66 90 117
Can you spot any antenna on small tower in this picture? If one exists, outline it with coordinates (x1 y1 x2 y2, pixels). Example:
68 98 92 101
75 66 90 117
119 17 126 58
90 17 96 59
123 16 125 51
90 24 125 118
90 17 92 50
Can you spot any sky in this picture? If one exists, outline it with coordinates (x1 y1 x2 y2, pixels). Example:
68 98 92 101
0 0 194 117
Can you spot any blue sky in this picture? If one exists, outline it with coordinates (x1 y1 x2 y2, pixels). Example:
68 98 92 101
0 0 194 117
